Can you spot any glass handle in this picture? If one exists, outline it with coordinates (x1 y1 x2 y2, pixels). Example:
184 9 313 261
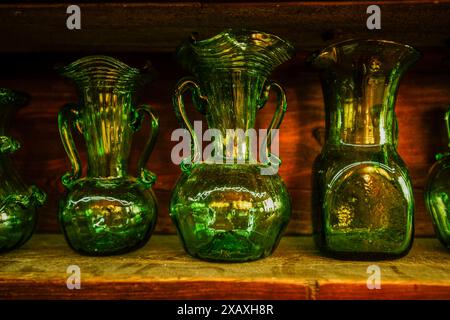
58 103 82 188
436 106 450 160
0 136 20 154
258 80 287 154
445 106 450 148
132 104 159 188
173 77 208 168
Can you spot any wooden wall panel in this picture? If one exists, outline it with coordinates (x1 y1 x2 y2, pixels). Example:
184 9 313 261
0 50 449 235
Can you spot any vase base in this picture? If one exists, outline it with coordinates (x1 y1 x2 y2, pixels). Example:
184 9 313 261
317 248 412 261
63 235 153 256
314 232 413 261
181 231 278 262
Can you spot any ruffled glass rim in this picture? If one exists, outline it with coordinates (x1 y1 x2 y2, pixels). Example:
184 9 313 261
175 29 295 76
58 55 154 90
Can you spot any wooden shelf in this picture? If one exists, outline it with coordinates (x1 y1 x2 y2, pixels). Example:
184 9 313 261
0 234 449 299
0 1 449 52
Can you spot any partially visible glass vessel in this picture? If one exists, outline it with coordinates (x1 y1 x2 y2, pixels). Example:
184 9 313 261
309 40 419 259
58 56 159 255
170 29 294 262
0 88 46 252
425 106 450 249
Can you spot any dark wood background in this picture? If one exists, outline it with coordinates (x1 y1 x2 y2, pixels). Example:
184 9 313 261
0 1 449 236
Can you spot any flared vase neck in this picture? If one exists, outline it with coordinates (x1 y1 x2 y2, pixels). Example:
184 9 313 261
310 39 419 147
198 71 267 132
177 29 293 130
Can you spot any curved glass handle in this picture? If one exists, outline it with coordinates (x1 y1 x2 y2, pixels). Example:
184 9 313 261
58 103 82 188
445 106 450 147
0 136 20 154
258 80 287 157
132 104 159 188
172 77 208 169
436 106 450 160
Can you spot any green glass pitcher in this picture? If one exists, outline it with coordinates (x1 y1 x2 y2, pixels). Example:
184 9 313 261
170 30 294 262
309 39 419 259
0 88 46 252
425 106 450 249
58 56 159 255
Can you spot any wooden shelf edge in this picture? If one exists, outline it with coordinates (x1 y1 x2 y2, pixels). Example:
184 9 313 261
0 235 449 299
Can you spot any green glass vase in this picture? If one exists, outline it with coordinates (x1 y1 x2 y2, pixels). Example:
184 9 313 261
425 106 450 249
58 56 159 255
0 88 46 252
170 30 294 262
309 40 419 259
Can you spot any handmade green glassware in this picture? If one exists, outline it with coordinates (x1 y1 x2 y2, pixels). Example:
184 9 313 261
309 40 419 259
0 88 46 252
170 30 294 262
425 106 450 249
58 56 159 255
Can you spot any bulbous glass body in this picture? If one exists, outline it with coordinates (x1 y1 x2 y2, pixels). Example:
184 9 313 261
58 56 159 255
60 178 157 254
425 107 450 249
309 40 419 259
170 30 294 262
171 164 291 261
0 88 46 252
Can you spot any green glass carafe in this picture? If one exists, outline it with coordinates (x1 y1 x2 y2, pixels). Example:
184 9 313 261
58 56 159 255
0 88 46 252
170 30 294 262
309 40 419 259
425 106 450 249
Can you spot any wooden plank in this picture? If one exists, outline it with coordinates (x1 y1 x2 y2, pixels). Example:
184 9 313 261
0 1 449 52
1 50 450 235
0 235 448 299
